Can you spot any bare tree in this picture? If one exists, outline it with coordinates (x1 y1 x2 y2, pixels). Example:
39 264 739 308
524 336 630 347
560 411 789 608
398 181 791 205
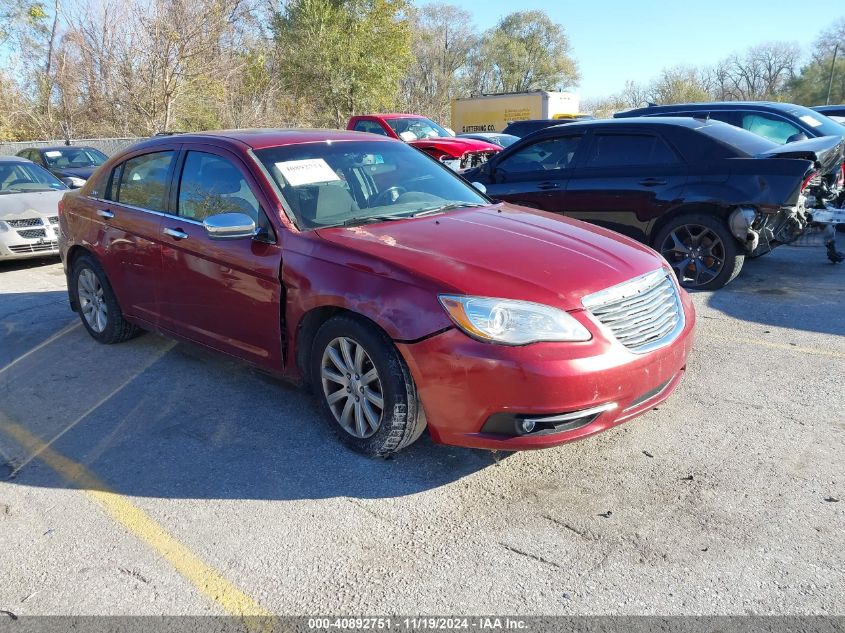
709 42 800 101
399 3 477 123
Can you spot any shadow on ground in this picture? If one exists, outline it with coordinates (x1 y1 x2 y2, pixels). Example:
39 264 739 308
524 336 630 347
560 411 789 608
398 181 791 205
0 300 500 501
704 246 845 337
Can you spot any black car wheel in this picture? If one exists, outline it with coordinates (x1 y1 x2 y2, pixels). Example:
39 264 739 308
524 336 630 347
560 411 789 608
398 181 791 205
70 254 142 343
311 314 426 457
654 214 744 290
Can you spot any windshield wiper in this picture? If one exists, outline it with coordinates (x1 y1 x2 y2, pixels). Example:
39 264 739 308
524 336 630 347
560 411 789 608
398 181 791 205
340 214 409 227
411 202 486 217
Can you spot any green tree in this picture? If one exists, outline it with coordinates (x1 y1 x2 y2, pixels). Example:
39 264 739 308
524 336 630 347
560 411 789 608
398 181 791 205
471 10 579 94
273 0 412 127
789 18 845 105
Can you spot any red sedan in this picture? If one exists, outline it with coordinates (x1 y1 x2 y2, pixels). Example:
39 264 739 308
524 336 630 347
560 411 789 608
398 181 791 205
58 129 695 456
348 113 501 170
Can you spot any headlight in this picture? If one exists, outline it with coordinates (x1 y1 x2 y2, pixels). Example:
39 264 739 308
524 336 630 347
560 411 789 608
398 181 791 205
62 176 86 188
439 295 591 345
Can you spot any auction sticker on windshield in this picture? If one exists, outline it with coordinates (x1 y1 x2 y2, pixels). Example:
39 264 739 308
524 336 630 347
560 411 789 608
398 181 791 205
275 159 340 186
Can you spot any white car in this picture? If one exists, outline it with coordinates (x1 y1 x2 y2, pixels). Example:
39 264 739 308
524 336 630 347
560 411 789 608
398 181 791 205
0 156 68 260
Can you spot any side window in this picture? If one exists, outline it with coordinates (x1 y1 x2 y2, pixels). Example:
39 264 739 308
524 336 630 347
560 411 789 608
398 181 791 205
116 151 175 212
497 136 582 174
706 111 742 127
741 113 802 145
584 134 678 167
353 120 388 136
177 151 261 223
86 169 110 199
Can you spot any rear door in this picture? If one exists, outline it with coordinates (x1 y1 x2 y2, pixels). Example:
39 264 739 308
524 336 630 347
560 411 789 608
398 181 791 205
91 149 176 325
561 131 688 243
483 133 584 211
156 146 285 370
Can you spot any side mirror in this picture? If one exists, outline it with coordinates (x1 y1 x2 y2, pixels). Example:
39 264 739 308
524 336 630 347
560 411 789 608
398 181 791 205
471 181 487 194
203 212 257 240
786 132 808 144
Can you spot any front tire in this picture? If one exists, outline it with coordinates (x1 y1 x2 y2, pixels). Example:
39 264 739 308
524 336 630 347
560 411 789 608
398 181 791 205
70 254 141 344
311 314 426 457
654 214 744 290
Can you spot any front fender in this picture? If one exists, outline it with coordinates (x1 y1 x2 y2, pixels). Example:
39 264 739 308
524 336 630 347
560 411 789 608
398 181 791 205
282 242 452 340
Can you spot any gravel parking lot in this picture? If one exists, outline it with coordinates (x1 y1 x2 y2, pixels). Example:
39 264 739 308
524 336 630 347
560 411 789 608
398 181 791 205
0 246 843 618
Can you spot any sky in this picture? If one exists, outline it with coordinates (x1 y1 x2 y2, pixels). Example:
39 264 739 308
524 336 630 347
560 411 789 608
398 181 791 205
416 0 843 100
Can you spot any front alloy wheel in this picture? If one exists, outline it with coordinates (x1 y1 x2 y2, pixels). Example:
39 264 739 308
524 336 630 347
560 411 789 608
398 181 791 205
320 336 385 439
311 314 426 456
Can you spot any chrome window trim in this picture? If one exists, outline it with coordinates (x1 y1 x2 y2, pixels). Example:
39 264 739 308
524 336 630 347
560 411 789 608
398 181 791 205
86 196 203 226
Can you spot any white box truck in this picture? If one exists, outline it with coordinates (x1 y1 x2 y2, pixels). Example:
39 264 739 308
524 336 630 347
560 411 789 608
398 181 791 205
450 91 581 134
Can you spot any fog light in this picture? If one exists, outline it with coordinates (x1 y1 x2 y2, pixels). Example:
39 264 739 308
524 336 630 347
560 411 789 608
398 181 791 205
519 419 536 434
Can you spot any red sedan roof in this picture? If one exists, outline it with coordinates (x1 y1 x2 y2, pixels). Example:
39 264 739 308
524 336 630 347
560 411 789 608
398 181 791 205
134 128 394 152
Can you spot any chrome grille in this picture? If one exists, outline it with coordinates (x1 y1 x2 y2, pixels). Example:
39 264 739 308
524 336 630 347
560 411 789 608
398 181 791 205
582 269 684 353
6 218 44 228
17 228 47 239
9 240 58 254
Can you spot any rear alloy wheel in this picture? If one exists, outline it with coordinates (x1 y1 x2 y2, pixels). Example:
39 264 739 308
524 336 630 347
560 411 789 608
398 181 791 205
655 214 744 290
70 254 141 344
311 314 426 456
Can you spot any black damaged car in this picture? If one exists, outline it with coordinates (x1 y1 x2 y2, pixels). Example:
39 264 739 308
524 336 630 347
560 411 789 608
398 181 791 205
463 117 844 290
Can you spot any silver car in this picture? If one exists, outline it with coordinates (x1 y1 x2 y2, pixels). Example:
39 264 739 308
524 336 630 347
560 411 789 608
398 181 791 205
0 156 68 260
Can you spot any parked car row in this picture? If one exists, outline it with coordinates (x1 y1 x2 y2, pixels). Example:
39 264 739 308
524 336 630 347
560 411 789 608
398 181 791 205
3 101 844 461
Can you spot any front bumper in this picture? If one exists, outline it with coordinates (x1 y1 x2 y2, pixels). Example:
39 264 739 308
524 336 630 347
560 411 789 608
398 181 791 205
396 290 695 450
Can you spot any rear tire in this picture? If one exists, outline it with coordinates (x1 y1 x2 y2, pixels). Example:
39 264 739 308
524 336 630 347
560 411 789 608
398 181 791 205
653 214 744 290
70 254 141 344
311 314 426 457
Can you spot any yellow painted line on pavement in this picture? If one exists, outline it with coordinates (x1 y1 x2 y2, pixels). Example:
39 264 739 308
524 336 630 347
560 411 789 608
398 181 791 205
0 419 275 631
0 320 81 376
708 334 845 359
8 339 177 478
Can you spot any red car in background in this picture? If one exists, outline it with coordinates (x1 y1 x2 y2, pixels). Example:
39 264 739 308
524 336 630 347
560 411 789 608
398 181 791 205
348 113 501 170
59 129 694 457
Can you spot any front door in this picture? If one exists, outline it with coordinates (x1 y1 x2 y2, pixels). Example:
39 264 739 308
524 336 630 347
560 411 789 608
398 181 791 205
562 132 688 243
484 133 583 211
156 147 285 370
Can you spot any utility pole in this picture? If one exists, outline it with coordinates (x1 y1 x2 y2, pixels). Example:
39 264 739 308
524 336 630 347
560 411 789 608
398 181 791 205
826 43 839 105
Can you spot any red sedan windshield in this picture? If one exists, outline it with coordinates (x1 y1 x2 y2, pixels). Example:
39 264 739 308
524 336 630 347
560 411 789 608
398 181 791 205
254 140 488 230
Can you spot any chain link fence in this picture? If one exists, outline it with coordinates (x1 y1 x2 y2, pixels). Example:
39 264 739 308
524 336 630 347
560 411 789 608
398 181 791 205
0 137 145 157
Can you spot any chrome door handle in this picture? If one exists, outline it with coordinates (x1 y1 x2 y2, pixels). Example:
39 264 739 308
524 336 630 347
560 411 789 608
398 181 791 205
97 209 114 219
163 227 189 240
537 181 559 190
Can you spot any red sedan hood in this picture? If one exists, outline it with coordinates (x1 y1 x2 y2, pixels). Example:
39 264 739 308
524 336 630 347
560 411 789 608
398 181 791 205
315 204 667 311
409 136 500 157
